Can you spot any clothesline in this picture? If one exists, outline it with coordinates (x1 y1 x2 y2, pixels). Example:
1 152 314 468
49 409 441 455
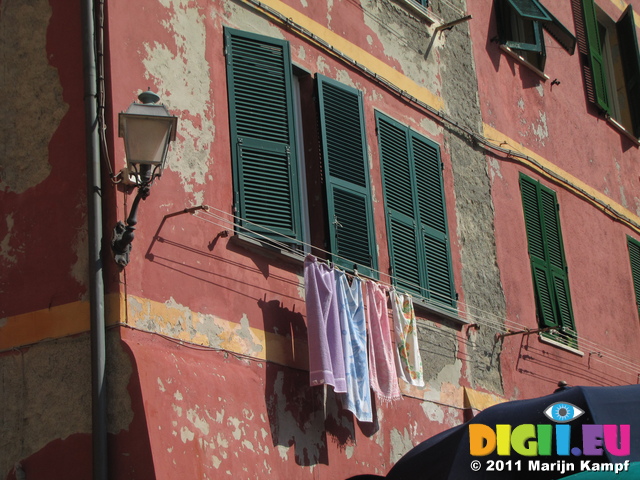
191 206 640 379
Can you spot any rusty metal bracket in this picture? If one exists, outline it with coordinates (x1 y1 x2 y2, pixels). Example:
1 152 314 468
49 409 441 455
496 326 557 340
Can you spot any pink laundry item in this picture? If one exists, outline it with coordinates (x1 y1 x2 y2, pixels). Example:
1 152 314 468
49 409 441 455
304 255 347 393
366 281 402 402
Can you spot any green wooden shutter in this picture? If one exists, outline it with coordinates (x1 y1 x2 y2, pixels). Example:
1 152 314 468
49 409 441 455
581 0 611 113
225 28 302 244
520 175 575 336
617 6 640 138
377 115 424 296
627 236 640 316
539 187 574 335
317 75 377 277
411 132 456 307
377 112 455 306
506 0 551 22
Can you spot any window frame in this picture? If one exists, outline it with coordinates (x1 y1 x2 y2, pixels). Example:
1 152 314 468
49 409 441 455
495 0 576 75
581 1 640 139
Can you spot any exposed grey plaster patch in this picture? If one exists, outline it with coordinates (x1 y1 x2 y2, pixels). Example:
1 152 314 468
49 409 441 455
300 0 308 6
0 215 19 265
0 0 68 194
536 83 544 97
369 88 384 103
531 111 548 143
0 333 133 475
417 322 457 383
297 45 307 61
70 217 89 297
517 98 525 110
143 0 214 203
435 0 505 393
221 0 283 38
361 0 440 94
106 332 135 434
488 157 503 182
296 274 305 301
237 314 264 355
620 185 628 208
316 56 330 75
419 118 442 138
335 70 356 88
421 401 445 423
390 428 415 464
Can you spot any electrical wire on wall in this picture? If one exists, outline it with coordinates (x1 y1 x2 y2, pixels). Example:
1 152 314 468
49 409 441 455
189 205 640 383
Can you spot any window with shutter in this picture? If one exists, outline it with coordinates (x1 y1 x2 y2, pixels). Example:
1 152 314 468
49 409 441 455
494 0 575 73
581 2 640 138
520 174 576 346
317 75 378 277
377 112 456 308
225 28 303 246
627 237 640 317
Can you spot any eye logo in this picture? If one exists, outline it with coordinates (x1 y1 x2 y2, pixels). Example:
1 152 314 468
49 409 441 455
544 402 585 423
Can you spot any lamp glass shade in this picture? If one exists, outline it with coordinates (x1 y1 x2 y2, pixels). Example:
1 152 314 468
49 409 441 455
119 103 178 171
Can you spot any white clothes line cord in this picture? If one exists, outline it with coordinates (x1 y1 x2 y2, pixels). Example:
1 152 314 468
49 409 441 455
189 207 640 377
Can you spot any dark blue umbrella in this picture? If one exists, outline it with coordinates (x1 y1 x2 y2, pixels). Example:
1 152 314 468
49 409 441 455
350 384 640 480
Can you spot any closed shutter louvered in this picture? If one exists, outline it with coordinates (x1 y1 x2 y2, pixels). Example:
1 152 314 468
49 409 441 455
520 175 575 336
628 237 640 316
378 116 424 295
617 6 640 138
378 112 455 307
581 0 611 113
317 75 377 277
225 28 302 243
412 133 455 307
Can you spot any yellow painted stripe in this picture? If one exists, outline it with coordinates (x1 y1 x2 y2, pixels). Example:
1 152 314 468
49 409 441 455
0 301 90 350
464 386 506 410
483 123 640 230
125 294 309 370
0 294 124 351
248 0 445 111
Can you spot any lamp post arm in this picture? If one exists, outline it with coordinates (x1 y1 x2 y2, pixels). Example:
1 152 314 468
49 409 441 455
111 184 150 267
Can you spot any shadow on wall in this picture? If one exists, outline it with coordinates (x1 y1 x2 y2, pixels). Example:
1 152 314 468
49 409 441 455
3 332 156 480
260 298 380 467
514 332 638 387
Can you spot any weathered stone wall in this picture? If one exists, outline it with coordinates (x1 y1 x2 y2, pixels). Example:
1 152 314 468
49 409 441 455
0 332 133 478
431 0 506 394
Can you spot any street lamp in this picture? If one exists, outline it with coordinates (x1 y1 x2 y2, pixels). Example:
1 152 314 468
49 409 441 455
111 90 178 266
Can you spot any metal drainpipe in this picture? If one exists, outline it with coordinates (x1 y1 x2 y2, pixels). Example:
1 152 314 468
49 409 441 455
81 0 108 479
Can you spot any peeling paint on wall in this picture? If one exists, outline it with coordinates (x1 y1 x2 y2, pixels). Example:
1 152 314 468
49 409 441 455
531 111 549 143
0 333 133 476
389 427 415 464
142 0 215 205
0 214 19 266
0 0 68 194
361 0 440 95
70 217 89 296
